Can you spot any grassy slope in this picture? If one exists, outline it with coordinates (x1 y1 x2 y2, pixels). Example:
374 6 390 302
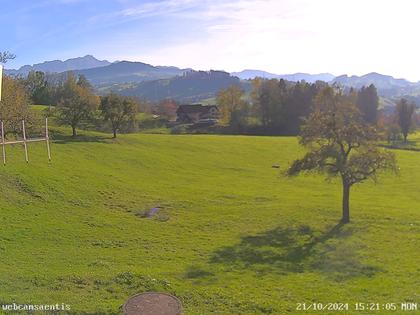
0 122 418 314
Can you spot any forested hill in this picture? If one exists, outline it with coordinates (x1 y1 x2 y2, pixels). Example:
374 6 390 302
73 61 188 85
115 70 248 103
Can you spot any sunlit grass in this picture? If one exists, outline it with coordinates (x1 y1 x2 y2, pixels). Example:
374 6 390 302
0 111 418 314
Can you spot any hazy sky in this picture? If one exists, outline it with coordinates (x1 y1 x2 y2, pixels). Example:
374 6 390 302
2 0 420 80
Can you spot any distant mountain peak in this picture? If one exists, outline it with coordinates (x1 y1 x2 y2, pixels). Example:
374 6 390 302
6 55 111 75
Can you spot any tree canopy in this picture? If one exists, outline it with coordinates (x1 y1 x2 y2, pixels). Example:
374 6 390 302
100 93 138 138
0 76 33 135
24 71 54 105
217 85 247 125
0 51 15 64
356 84 379 124
250 78 326 135
55 73 99 137
395 98 416 143
287 87 397 223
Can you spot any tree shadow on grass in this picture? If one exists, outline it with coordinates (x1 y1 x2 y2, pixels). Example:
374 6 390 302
185 265 215 279
209 223 381 281
379 139 420 152
52 131 112 145
183 265 218 285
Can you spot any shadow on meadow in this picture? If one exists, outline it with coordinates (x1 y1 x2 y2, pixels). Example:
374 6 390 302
51 131 112 144
380 139 420 152
207 223 381 281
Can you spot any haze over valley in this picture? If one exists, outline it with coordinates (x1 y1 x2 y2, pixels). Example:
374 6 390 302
6 55 420 107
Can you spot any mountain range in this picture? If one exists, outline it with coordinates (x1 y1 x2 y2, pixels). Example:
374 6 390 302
331 73 420 108
7 56 336 84
5 55 420 104
333 72 413 89
231 69 335 83
6 55 111 76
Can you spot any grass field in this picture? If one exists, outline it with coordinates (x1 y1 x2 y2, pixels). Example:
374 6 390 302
0 112 418 314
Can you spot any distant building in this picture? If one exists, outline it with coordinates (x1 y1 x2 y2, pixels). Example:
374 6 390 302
176 104 219 124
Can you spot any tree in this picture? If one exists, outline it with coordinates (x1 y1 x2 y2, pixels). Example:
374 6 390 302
100 93 138 138
155 99 178 120
24 71 54 105
287 87 397 223
0 51 15 64
250 78 323 135
76 74 92 90
0 76 33 135
0 52 35 135
356 84 379 124
282 80 320 134
55 73 99 137
217 85 247 124
251 79 283 129
395 98 416 143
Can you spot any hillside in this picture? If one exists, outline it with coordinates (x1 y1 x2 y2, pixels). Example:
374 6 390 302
0 110 418 313
115 70 248 102
74 61 188 86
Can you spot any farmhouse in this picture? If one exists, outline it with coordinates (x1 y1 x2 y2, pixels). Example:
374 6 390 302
176 104 219 123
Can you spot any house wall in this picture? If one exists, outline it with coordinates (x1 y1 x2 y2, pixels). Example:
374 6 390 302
177 106 220 123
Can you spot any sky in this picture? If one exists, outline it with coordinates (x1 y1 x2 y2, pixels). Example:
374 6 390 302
2 0 420 81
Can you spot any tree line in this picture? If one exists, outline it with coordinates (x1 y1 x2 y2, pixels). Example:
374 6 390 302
216 79 418 140
1 71 139 138
0 67 417 140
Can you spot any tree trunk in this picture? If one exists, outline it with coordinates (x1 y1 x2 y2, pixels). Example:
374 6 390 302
342 181 350 223
72 126 77 137
113 129 117 138
403 133 407 143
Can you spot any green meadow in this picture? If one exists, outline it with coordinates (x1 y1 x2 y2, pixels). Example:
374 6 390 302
0 110 418 314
